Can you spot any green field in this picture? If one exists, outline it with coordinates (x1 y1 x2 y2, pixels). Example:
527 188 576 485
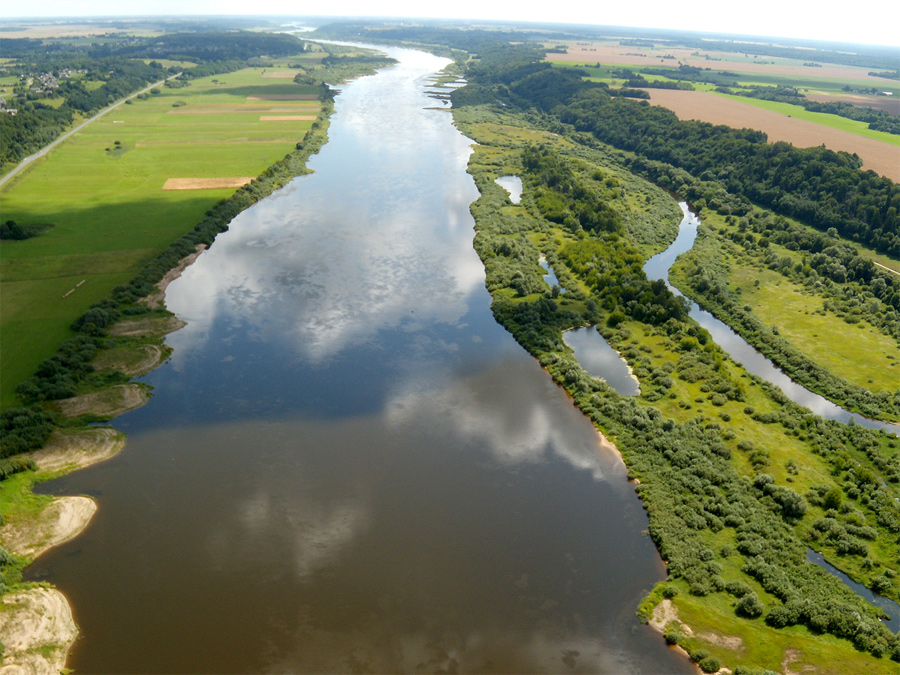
730 261 900 392
0 66 320 408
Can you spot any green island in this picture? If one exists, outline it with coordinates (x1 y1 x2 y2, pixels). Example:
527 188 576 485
0 20 395 669
1 16 899 674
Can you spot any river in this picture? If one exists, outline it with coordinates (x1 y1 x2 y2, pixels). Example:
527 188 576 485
29 47 692 673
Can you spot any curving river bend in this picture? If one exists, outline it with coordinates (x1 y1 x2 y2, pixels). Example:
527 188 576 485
29 47 694 673
646 204 900 437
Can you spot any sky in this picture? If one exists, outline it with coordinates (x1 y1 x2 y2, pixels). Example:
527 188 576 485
3 0 899 49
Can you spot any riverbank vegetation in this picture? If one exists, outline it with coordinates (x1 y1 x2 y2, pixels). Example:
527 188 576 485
455 100 900 673
349 21 900 672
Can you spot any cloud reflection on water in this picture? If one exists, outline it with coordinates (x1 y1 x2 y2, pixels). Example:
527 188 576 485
164 49 484 368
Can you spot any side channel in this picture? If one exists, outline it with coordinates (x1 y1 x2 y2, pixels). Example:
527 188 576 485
646 203 900 437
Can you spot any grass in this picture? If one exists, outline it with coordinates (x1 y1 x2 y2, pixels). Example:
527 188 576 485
729 263 900 393
663 589 900 675
0 63 320 408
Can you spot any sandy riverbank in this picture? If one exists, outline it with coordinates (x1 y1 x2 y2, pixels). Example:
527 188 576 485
0 428 127 671
0 243 209 671
0 587 78 675
141 243 207 310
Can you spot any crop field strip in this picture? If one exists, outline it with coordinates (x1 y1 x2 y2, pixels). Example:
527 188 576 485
0 65 320 407
546 40 899 182
644 90 900 181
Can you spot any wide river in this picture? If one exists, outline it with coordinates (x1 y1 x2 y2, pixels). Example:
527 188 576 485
30 47 693 673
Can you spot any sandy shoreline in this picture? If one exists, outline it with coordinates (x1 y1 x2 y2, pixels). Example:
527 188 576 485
0 428 128 673
0 588 78 675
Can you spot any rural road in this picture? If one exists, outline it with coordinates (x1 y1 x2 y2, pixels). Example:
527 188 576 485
0 73 181 189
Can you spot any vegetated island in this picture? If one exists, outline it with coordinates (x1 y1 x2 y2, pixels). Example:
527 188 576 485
313 20 900 674
0 20 394 670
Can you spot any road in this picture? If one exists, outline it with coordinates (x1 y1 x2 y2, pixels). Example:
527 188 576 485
0 73 180 189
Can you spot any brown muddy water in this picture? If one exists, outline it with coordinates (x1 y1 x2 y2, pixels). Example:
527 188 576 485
29 46 694 674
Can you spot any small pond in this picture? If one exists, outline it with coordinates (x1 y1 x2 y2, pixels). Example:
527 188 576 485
564 327 641 396
539 256 562 290
495 175 523 204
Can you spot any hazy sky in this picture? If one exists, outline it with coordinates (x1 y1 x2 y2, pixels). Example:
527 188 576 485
4 1 899 48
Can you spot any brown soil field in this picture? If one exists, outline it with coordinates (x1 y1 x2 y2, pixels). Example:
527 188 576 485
246 94 319 101
547 44 887 86
259 115 317 121
646 90 900 182
163 177 254 190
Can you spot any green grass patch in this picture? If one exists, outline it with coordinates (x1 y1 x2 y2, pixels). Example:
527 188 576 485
731 264 900 393
669 590 900 674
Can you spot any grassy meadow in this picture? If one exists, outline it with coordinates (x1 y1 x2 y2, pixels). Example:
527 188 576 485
0 63 321 408
728 261 900 393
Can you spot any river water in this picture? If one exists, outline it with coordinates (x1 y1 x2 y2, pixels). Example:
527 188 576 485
29 47 692 673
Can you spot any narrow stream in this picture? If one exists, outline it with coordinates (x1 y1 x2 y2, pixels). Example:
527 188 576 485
645 203 900 437
645 202 900 628
806 549 900 632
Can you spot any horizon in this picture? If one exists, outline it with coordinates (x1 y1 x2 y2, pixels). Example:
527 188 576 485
2 3 899 50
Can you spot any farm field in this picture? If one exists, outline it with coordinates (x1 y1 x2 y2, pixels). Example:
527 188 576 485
0 64 321 408
546 41 898 92
645 89 900 181
545 38 899 181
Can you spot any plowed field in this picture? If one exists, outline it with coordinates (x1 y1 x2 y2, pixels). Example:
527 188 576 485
646 89 899 181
